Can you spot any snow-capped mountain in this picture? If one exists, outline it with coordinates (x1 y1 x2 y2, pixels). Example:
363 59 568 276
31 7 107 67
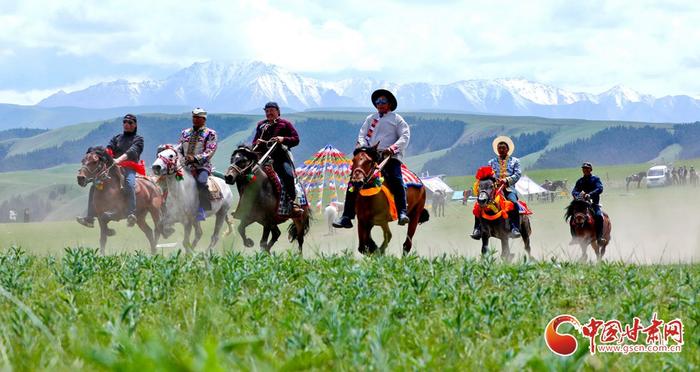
37 61 700 122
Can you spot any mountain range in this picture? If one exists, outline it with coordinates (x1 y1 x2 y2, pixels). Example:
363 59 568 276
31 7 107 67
36 61 700 123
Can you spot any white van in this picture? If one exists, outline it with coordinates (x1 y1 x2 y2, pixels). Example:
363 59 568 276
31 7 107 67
646 165 669 188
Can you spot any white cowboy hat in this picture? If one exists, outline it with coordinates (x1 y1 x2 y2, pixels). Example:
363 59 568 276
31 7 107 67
492 135 515 156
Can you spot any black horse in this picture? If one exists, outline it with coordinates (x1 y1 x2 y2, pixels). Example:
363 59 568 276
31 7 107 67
625 171 646 191
224 145 311 254
475 177 532 261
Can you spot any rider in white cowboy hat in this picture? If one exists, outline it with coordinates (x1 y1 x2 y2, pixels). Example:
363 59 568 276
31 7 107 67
333 88 411 228
471 135 522 239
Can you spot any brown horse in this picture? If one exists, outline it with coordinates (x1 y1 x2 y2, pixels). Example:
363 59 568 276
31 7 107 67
77 146 163 255
475 177 532 262
350 146 429 256
564 198 612 262
224 145 311 254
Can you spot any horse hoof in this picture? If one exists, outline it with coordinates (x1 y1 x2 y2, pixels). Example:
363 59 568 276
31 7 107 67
244 238 254 248
162 227 175 239
105 228 116 237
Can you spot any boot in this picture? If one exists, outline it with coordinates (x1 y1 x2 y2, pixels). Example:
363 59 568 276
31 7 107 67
470 219 482 240
332 215 353 229
397 211 410 226
508 211 521 238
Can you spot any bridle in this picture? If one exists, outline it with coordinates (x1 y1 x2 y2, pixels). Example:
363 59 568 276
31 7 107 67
351 152 379 189
79 154 115 184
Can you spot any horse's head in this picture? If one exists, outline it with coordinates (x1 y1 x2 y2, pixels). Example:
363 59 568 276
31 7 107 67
225 145 259 184
77 146 112 187
477 177 497 207
565 198 592 227
350 145 380 186
152 145 181 176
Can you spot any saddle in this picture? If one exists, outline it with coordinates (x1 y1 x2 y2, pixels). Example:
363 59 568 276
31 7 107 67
207 177 223 200
262 165 308 220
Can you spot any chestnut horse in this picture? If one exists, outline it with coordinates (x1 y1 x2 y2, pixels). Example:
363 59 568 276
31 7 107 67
565 198 612 262
77 146 163 255
349 146 429 256
224 145 311 254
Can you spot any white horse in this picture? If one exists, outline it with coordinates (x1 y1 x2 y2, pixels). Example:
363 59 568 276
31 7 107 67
324 204 338 235
151 146 233 254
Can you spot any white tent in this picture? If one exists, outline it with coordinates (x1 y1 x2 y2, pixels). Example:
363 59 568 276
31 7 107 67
515 175 549 195
420 176 454 194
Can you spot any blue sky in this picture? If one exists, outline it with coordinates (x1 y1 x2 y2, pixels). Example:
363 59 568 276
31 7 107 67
1 0 699 104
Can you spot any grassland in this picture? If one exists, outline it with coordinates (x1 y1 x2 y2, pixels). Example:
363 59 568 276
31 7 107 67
0 247 697 370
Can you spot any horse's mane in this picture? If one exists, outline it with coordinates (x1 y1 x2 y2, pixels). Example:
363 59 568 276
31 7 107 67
353 146 380 162
564 199 590 222
231 145 260 162
86 146 114 165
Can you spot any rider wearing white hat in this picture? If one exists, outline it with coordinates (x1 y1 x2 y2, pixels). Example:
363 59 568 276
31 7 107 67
471 135 522 239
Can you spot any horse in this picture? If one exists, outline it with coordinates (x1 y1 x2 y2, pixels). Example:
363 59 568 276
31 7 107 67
431 190 447 217
151 145 234 254
349 146 429 256
77 146 163 255
474 177 532 261
564 198 612 262
625 171 646 191
224 145 311 254
541 179 568 192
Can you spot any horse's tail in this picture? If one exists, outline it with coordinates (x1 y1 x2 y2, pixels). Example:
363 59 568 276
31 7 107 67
288 207 312 243
224 213 234 236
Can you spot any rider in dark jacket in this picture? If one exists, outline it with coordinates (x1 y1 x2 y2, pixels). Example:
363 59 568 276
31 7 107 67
571 162 606 245
77 114 144 228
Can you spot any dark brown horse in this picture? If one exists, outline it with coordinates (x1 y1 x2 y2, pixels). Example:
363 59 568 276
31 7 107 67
625 171 646 191
350 146 429 255
475 177 532 261
77 146 163 255
224 145 311 254
564 198 612 262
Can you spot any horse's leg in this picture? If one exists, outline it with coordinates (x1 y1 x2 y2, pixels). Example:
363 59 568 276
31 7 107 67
379 222 392 255
135 216 156 255
183 221 194 254
238 220 255 248
268 225 281 253
207 209 227 255
578 242 588 263
481 234 489 256
150 207 161 249
520 217 533 260
191 221 203 250
402 210 420 256
501 237 513 263
592 239 601 262
357 222 370 255
293 217 306 254
260 225 271 252
98 218 109 255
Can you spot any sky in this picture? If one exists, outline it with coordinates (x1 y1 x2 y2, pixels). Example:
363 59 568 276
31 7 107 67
1 0 700 105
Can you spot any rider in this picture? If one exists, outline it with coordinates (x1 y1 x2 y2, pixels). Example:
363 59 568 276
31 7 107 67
252 101 303 216
77 113 143 228
471 136 522 239
333 89 411 228
177 107 218 221
571 162 606 246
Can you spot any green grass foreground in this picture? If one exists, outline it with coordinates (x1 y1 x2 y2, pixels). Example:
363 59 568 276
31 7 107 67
0 247 697 371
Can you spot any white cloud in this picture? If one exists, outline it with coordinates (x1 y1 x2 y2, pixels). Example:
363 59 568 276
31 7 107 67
2 0 700 102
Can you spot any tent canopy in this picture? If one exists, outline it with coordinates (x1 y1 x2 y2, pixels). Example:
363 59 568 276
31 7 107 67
421 176 454 194
515 175 549 195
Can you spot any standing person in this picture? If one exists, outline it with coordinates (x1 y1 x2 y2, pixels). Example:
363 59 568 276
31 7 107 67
571 162 606 246
333 89 411 228
471 136 522 239
77 114 143 227
252 102 302 216
177 108 217 221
